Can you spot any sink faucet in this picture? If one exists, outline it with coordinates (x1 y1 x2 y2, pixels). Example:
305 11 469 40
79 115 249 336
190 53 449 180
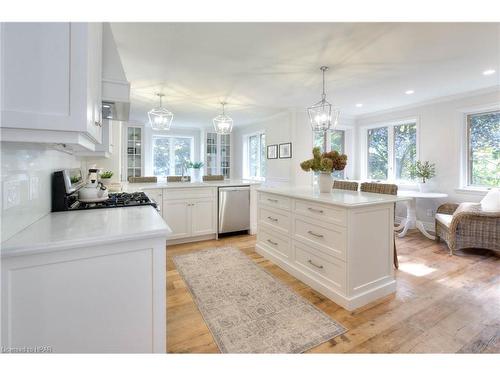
181 160 189 182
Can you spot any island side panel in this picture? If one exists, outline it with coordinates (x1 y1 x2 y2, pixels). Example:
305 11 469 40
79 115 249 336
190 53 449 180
346 203 396 309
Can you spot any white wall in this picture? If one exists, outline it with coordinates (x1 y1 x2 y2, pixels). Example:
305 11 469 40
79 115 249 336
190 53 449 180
1 142 82 241
233 109 356 186
355 88 500 225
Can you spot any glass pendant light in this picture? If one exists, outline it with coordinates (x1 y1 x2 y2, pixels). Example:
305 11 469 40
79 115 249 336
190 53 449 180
148 93 173 131
307 66 339 133
213 101 233 134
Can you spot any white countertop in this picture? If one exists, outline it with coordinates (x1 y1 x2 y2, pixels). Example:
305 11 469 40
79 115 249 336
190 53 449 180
1 206 171 258
125 179 261 191
257 186 410 207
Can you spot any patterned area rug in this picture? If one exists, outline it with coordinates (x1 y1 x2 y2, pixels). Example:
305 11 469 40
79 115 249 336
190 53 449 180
173 247 347 353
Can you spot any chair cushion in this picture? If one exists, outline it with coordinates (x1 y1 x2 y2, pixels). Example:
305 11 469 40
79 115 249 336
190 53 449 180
480 188 500 212
436 213 453 228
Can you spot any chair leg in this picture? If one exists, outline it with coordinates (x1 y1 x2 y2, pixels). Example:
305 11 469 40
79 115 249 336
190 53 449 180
393 236 399 269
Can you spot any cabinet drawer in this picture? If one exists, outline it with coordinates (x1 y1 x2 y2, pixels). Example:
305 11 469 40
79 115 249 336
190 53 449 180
259 192 291 211
293 242 346 293
163 187 214 200
294 199 346 227
257 228 291 261
258 206 290 234
294 216 346 261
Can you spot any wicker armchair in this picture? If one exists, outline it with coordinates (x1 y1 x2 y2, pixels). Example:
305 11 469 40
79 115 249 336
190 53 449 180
333 180 359 191
435 202 500 255
360 182 399 269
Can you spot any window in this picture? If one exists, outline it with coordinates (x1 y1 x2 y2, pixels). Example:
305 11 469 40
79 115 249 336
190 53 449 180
314 129 345 178
365 121 417 182
466 110 500 187
153 136 193 176
245 132 266 179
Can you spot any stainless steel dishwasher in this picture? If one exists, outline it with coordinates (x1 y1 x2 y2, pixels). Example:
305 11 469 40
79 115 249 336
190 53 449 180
218 186 250 235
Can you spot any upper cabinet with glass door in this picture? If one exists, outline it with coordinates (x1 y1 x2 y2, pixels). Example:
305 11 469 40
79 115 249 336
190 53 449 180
123 124 144 181
203 132 232 179
0 23 103 150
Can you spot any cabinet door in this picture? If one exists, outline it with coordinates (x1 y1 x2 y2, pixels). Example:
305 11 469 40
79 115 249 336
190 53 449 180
1 23 103 143
87 22 103 144
163 200 191 239
191 198 216 236
123 125 144 181
145 189 163 214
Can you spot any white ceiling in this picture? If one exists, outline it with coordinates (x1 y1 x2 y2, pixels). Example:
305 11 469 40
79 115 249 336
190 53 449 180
110 22 500 127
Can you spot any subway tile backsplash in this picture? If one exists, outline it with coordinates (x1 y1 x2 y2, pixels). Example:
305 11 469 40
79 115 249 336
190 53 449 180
1 142 82 241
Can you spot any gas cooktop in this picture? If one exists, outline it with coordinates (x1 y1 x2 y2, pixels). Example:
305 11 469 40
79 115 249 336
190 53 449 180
69 192 157 211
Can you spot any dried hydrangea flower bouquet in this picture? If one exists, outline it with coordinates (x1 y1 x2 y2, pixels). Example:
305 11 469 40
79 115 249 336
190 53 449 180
300 147 348 193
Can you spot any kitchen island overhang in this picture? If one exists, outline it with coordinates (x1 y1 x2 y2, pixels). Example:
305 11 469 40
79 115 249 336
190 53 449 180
255 186 409 311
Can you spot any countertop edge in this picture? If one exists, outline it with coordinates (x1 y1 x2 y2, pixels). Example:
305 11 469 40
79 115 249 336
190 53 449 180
1 227 171 258
256 187 411 207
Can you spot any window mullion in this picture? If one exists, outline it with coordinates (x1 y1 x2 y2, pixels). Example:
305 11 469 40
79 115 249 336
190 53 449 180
388 126 395 181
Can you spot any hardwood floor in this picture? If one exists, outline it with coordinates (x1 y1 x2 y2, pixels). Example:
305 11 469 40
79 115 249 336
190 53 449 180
166 231 500 353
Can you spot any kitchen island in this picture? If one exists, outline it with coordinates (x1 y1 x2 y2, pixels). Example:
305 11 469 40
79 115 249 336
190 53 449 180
124 180 261 243
256 186 409 311
1 206 170 353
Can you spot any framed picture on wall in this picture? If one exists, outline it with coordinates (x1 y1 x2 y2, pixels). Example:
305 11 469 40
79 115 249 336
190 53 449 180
279 142 292 158
267 144 278 159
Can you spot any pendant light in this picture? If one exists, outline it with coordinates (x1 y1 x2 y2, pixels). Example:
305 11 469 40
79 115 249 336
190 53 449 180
148 93 173 131
213 101 233 134
307 66 339 133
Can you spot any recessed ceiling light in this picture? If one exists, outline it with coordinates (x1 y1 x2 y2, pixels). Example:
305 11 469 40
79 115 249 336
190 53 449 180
483 69 496 76
405 90 415 95
355 103 363 108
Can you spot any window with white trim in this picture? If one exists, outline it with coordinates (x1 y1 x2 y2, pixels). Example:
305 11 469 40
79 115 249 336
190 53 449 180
313 129 345 178
244 132 266 179
364 120 417 182
152 135 194 176
466 110 500 187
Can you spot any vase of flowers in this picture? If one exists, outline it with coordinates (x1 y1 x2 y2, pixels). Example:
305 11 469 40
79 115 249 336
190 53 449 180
300 147 348 193
410 160 436 192
187 161 204 182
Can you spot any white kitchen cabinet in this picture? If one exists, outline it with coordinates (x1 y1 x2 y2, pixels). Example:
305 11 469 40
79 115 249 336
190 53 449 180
122 124 145 180
162 187 217 242
0 22 103 150
163 200 191 240
202 131 232 179
191 198 217 236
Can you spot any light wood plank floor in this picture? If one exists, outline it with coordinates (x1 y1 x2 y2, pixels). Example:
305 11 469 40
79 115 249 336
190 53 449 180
166 231 500 353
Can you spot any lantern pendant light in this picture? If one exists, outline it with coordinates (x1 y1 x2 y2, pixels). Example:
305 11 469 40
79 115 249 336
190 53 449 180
213 101 233 134
307 66 339 133
148 93 174 131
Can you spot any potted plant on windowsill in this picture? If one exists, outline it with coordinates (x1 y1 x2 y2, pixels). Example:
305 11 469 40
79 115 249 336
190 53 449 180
300 147 348 193
187 161 204 183
99 170 114 186
410 160 436 192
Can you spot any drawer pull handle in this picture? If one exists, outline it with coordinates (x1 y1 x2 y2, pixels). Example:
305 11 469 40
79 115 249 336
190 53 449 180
307 230 324 238
308 207 324 214
308 259 324 269
267 239 278 246
267 198 278 203
267 216 278 222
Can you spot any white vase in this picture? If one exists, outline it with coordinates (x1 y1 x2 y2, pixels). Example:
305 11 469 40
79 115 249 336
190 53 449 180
418 182 429 192
100 178 112 187
318 173 332 193
191 168 202 183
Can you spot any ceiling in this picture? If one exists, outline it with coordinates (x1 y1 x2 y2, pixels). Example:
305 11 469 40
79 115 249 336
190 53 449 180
110 22 500 127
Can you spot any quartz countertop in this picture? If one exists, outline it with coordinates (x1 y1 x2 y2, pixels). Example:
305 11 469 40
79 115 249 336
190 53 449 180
125 179 261 191
257 186 410 207
1 206 171 258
